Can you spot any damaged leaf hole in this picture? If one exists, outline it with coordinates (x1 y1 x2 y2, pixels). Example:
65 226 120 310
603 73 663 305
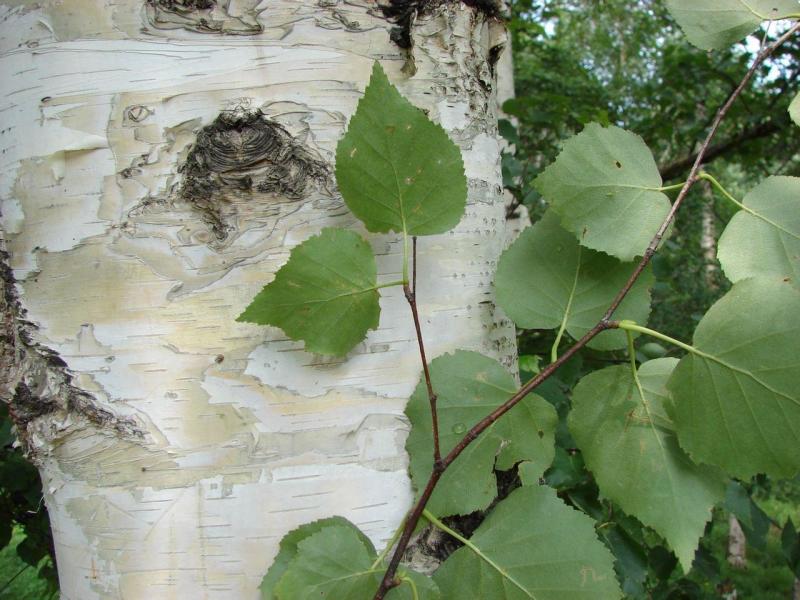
176 108 330 241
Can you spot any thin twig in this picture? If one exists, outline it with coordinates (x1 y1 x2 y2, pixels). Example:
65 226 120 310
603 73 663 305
373 22 800 599
404 237 441 465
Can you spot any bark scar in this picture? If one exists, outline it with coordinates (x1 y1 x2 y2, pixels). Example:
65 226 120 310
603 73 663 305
176 108 330 242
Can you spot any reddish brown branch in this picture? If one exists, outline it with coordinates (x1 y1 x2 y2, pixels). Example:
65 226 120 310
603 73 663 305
374 22 800 599
404 237 441 465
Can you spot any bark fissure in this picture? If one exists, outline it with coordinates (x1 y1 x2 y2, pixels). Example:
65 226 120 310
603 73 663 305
144 0 264 35
0 248 144 456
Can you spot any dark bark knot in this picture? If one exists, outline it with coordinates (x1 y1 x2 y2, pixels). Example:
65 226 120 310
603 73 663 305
177 109 329 240
380 0 505 49
145 0 263 35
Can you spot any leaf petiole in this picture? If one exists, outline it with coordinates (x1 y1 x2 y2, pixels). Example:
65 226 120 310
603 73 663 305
658 182 688 192
698 171 744 209
376 280 407 290
399 575 420 600
616 320 704 358
371 514 408 570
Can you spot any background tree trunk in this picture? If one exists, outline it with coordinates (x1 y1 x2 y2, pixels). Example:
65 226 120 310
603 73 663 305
727 514 747 569
0 1 513 597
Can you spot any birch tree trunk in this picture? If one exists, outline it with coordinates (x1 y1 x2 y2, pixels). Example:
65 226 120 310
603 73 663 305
0 1 513 598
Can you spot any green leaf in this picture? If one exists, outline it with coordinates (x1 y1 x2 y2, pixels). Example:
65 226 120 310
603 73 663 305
717 176 800 283
433 485 622 599
782 518 800 577
541 447 587 489
260 517 371 599
669 277 800 478
495 211 654 350
274 520 438 599
665 0 800 50
601 526 649 598
723 480 771 551
569 360 726 572
791 92 800 127
335 61 467 236
237 227 380 356
405 351 557 517
534 123 671 261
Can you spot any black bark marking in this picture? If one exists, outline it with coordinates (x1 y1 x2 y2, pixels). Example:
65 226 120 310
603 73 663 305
177 109 330 241
380 0 504 49
144 0 263 35
0 249 143 453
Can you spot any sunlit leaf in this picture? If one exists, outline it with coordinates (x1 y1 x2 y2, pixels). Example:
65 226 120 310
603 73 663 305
495 211 654 350
534 123 671 261
791 92 800 126
237 228 380 356
665 0 800 50
335 61 467 236
569 359 725 571
669 277 800 478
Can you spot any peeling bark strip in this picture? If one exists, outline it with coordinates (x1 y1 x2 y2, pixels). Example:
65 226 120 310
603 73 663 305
178 108 330 240
380 0 505 48
0 248 142 455
145 0 263 34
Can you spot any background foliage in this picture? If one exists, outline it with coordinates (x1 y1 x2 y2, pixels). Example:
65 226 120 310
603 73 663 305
503 1 800 597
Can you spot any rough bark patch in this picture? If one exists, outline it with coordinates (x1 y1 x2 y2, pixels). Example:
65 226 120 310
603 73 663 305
144 0 264 35
380 0 504 48
177 108 330 241
0 249 143 454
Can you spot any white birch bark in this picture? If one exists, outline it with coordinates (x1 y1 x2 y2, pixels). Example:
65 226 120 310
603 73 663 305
0 1 513 598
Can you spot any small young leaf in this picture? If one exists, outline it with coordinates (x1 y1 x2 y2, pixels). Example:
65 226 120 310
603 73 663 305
791 92 800 127
569 359 726 572
433 485 622 599
237 228 380 356
782 518 800 577
495 211 654 350
666 0 800 50
405 351 557 517
274 520 438 599
534 123 671 261
260 517 371 599
335 62 467 236
601 526 649 598
723 481 771 551
717 176 800 283
669 277 800 478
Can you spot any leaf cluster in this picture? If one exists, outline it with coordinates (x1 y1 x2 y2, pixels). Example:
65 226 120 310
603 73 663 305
240 5 800 597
